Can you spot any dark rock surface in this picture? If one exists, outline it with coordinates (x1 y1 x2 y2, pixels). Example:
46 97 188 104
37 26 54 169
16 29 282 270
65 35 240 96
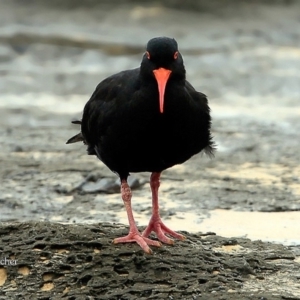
0 222 299 299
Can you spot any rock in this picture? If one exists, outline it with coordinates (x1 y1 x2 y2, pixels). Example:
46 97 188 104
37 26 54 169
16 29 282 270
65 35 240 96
81 175 142 194
119 175 142 189
0 222 298 299
82 178 119 193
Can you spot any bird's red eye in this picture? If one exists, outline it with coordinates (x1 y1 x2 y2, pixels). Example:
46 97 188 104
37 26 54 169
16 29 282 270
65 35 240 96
174 51 178 59
146 51 150 59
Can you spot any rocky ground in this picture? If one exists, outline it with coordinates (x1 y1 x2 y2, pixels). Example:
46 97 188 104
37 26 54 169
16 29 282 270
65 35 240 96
0 222 299 300
0 0 299 299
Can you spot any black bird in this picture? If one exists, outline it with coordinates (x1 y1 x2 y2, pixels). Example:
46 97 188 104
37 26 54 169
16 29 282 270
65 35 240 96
67 37 214 254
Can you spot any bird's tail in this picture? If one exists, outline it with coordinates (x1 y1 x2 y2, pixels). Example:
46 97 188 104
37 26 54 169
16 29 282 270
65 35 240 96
66 120 84 144
66 133 84 144
204 138 216 158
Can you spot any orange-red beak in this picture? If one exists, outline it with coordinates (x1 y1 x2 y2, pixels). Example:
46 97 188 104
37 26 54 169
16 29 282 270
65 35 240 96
153 68 172 113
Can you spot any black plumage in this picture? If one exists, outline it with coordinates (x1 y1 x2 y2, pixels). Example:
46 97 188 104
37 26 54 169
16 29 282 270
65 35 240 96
67 37 214 253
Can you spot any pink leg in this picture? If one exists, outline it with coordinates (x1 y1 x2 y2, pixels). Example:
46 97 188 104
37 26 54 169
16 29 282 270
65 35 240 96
142 172 185 244
113 179 161 254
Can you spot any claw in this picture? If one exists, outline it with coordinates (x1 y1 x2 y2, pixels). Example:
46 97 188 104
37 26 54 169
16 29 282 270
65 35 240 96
142 217 185 244
113 232 161 254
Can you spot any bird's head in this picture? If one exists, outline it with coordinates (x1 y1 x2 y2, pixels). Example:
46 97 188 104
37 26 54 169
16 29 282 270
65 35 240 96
140 37 185 113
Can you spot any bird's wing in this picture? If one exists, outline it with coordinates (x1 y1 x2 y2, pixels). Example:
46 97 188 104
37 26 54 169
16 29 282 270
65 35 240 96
66 68 139 148
80 68 141 154
185 80 210 113
185 80 216 157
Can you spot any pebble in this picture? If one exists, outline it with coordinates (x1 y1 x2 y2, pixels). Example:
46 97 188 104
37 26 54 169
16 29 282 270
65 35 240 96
82 178 119 194
81 176 141 194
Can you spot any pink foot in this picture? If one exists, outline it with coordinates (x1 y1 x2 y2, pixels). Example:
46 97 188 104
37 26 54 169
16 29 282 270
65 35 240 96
113 229 161 254
142 216 185 245
142 172 186 245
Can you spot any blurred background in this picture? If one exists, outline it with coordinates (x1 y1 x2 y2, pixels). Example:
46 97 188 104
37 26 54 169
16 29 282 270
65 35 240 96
0 0 299 245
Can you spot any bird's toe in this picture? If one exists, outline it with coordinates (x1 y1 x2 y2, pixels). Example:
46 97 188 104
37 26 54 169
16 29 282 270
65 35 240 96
113 233 161 254
142 219 185 245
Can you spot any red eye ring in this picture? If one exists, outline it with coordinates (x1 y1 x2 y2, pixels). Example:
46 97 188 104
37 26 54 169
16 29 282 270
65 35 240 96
146 51 150 59
174 51 179 59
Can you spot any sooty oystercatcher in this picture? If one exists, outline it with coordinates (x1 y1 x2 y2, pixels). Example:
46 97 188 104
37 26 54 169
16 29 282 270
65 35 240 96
67 37 215 254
